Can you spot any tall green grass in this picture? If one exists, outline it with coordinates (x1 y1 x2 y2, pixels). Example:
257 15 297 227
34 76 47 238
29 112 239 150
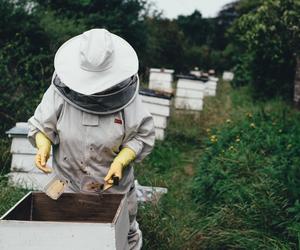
136 81 300 249
192 109 300 249
0 177 27 215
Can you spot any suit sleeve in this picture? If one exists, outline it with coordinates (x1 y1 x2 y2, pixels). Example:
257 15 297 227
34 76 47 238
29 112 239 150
122 94 156 162
27 84 64 147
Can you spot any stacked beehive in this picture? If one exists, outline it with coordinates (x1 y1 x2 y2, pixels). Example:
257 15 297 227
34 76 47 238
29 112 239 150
148 68 174 94
6 122 53 190
140 90 171 140
222 71 234 81
175 76 205 111
140 68 174 140
205 76 219 96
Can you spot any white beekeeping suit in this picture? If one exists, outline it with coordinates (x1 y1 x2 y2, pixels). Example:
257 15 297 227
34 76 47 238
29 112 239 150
27 28 155 250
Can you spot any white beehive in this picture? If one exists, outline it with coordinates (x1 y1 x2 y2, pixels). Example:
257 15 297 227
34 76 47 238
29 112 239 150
139 90 172 140
175 78 205 111
190 70 201 77
148 68 174 94
6 122 53 189
0 192 129 250
205 76 219 97
222 71 234 81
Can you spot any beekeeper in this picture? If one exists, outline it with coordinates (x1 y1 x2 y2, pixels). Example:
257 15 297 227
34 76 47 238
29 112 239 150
28 28 155 250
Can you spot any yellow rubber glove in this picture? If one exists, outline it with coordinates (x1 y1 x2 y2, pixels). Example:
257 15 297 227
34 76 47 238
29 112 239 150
35 132 52 173
104 147 136 184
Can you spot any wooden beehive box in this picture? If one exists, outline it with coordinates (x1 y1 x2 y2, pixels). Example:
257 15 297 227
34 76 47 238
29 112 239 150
205 76 219 97
222 71 234 81
6 122 53 190
175 76 205 111
139 90 172 140
0 192 129 250
148 68 174 94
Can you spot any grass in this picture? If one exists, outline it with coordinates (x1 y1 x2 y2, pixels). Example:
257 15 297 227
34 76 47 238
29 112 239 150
135 81 300 249
0 177 27 215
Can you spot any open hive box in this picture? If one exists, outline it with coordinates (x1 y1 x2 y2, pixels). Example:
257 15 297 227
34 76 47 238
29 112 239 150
0 192 129 250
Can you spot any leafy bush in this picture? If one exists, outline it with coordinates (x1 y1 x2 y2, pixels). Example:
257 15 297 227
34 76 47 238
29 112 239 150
192 107 300 249
230 0 300 99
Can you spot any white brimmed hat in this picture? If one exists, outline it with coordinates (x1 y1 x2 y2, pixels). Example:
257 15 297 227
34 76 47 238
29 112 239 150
54 28 139 95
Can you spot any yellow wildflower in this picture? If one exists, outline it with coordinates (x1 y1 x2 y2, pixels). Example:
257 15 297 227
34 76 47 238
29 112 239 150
246 112 253 118
210 135 218 143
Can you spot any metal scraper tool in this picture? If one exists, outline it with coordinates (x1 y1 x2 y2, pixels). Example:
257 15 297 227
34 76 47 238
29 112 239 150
78 176 119 206
81 175 119 197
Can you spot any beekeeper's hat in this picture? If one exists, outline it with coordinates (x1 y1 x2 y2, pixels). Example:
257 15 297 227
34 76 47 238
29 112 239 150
54 28 138 95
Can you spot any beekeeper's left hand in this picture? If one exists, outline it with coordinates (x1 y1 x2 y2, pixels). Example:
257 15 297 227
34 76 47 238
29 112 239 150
104 147 136 184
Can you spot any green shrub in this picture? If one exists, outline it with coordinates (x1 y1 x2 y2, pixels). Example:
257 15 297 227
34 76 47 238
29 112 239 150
192 106 300 249
230 0 300 99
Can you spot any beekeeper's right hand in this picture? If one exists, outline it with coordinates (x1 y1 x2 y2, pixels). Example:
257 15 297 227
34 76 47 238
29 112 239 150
35 132 52 173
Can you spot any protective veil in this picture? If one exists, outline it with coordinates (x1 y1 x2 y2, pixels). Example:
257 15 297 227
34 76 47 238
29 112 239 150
53 73 139 115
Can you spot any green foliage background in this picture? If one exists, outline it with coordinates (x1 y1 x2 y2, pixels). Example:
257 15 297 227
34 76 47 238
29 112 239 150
230 0 300 99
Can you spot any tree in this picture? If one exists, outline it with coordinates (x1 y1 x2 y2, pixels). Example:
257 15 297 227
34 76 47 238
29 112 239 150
230 0 300 99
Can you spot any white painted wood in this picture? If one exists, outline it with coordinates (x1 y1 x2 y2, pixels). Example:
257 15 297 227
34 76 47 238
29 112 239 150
176 88 204 99
177 79 205 91
15 122 28 129
150 72 172 83
175 97 203 111
204 81 217 96
152 115 167 129
155 128 165 140
141 95 171 106
11 137 37 154
209 76 219 82
10 137 53 155
190 70 201 77
11 154 53 173
149 68 174 93
150 68 174 74
205 89 216 96
0 221 116 250
223 71 234 81
0 192 129 250
0 193 129 250
8 172 54 190
142 102 170 117
206 81 217 89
